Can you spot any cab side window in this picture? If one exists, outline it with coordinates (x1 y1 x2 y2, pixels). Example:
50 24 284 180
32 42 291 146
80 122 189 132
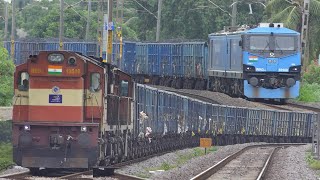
120 80 128 97
90 73 101 92
18 72 29 91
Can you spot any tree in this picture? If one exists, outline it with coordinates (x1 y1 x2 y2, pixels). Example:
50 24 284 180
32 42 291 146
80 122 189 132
0 46 14 106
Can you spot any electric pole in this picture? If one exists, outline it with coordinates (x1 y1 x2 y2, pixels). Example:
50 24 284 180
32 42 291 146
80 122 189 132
4 1 8 40
301 0 310 72
85 0 91 41
59 0 64 50
231 0 237 26
106 0 113 63
11 0 16 58
156 0 162 42
97 0 103 57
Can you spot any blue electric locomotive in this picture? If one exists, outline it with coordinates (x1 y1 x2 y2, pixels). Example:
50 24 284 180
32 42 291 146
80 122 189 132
208 23 301 101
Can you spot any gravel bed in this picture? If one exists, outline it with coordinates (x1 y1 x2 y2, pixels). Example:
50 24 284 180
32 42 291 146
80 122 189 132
208 146 274 179
0 166 29 177
116 143 266 179
0 107 12 121
150 85 278 110
288 99 320 109
266 144 319 180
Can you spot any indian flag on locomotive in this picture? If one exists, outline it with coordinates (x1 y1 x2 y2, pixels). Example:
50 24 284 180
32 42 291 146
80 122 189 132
249 56 258 62
48 65 62 75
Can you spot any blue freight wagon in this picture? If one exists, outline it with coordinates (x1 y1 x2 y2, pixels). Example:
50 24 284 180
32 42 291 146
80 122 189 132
4 41 98 65
135 84 313 146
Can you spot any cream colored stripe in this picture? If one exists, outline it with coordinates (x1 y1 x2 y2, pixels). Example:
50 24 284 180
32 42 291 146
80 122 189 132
29 89 83 106
14 90 29 106
14 89 103 107
85 89 102 107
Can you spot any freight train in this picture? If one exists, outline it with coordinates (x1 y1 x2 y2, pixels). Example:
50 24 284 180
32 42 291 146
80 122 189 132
4 23 301 102
129 23 301 102
12 50 312 175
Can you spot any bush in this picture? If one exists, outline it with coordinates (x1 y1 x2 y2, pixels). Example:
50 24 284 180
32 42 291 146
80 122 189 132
0 121 12 143
0 47 14 106
303 65 320 84
0 143 13 171
298 83 320 102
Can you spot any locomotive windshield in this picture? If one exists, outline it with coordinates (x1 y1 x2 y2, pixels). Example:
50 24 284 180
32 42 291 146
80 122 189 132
249 36 270 51
248 35 296 52
274 36 295 51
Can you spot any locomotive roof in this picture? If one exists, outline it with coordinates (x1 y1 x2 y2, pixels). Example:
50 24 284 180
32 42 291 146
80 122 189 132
209 26 299 37
245 27 300 35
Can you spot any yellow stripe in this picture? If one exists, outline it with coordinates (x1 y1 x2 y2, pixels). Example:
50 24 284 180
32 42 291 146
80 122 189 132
29 89 83 106
48 65 62 69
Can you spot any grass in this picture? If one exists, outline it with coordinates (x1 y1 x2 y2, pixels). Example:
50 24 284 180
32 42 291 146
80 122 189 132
144 146 218 176
0 143 13 171
298 83 320 102
306 151 320 170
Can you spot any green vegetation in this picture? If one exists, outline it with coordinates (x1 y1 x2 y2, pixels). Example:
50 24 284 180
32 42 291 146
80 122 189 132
0 120 12 143
0 143 13 171
0 121 13 171
0 0 265 41
306 151 320 170
298 65 320 102
0 47 15 106
298 83 320 102
138 146 217 178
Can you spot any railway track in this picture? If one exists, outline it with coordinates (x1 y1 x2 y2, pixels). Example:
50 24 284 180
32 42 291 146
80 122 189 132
286 103 320 113
190 143 305 180
0 169 144 180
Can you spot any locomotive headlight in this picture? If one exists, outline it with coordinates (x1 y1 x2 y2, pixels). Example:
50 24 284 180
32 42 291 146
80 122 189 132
68 57 76 65
289 65 301 72
81 126 87 132
243 64 256 72
48 53 64 63
24 125 30 131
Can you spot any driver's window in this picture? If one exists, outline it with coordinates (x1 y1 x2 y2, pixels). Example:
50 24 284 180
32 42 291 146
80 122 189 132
90 73 100 92
18 72 29 91
120 80 128 97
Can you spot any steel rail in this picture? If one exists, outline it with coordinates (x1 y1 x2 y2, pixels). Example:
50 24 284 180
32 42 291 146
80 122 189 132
0 170 30 179
190 143 305 180
58 170 93 179
113 172 146 180
256 147 280 180
286 103 320 113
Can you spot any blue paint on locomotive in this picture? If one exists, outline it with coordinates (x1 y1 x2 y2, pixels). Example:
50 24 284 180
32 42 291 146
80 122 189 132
243 53 301 72
244 80 300 98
